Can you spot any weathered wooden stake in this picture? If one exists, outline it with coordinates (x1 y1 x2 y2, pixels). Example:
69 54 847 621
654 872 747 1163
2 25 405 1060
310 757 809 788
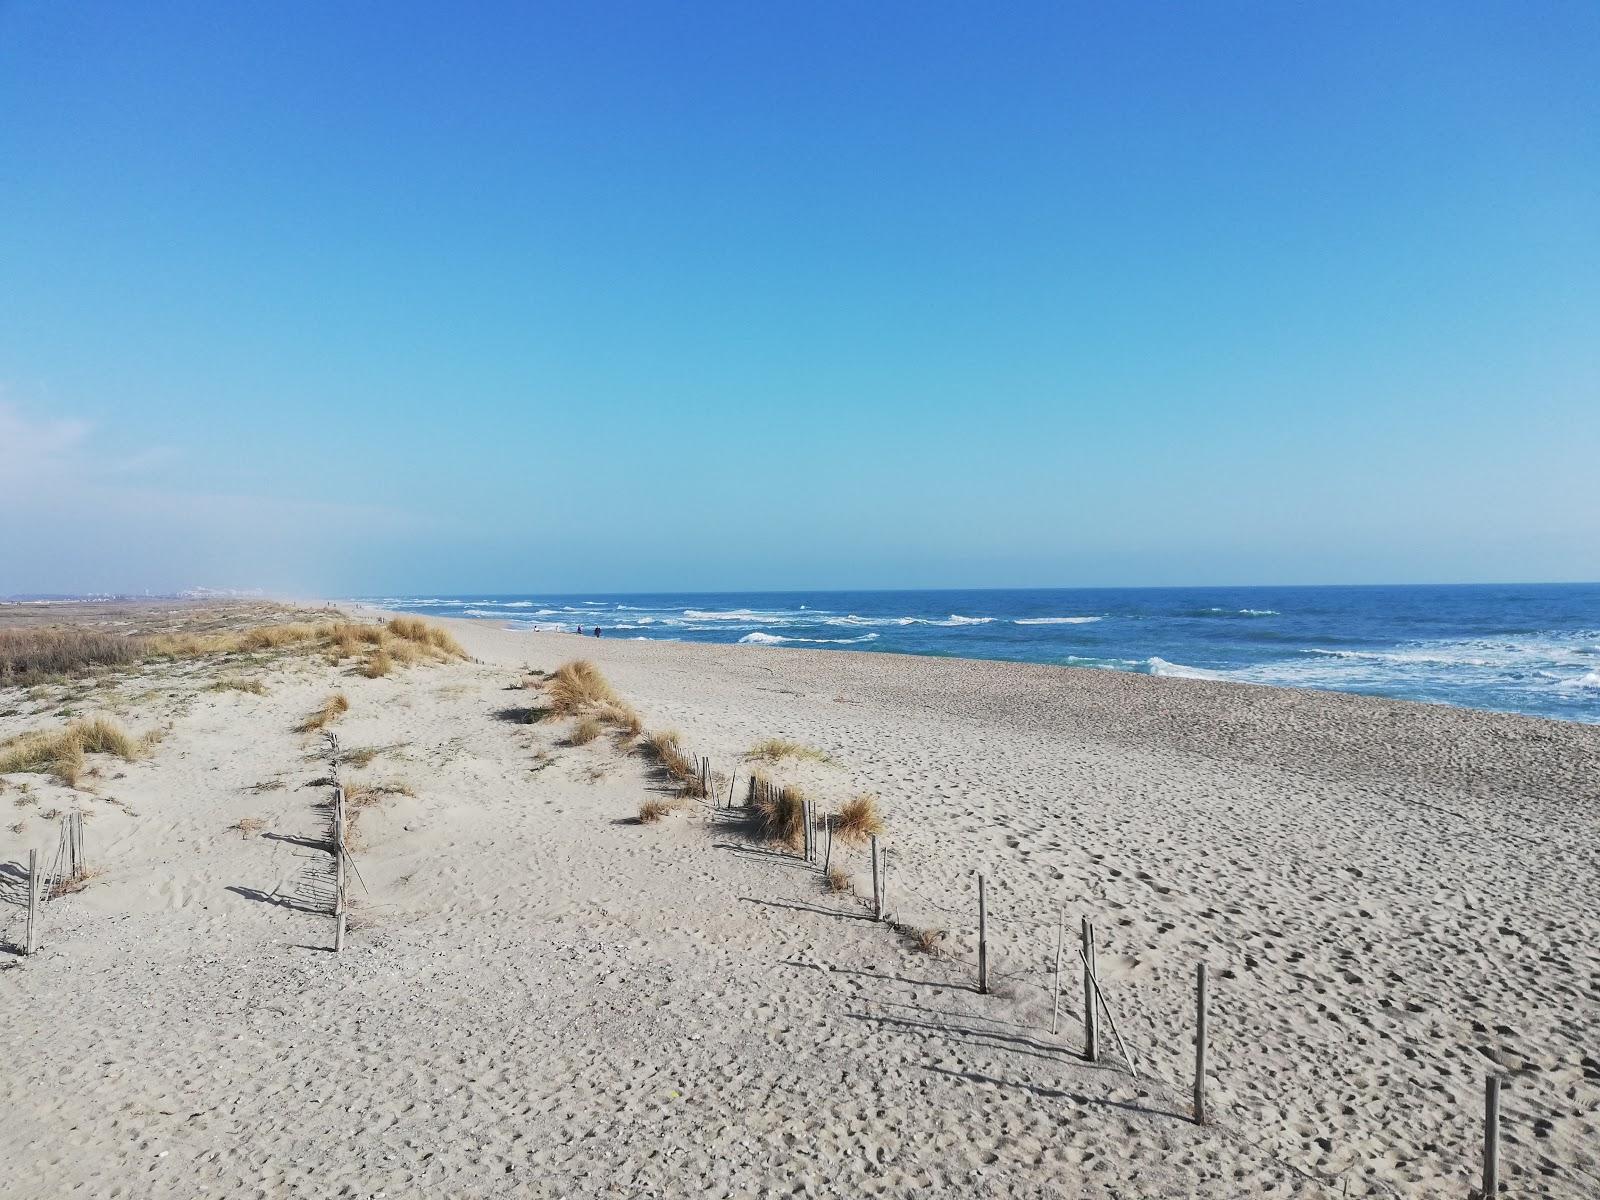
1482 1074 1501 1198
977 874 989 994
726 767 738 808
75 811 85 876
25 849 40 955
1082 917 1100 1062
335 910 347 953
822 813 834 873
1050 911 1065 1035
870 837 882 921
1193 962 1209 1124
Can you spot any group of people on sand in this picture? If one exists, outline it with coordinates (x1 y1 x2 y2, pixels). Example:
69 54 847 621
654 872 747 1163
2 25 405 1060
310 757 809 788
575 625 602 637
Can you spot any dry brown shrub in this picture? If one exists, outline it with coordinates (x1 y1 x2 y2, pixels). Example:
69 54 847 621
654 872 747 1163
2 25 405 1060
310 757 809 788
754 781 807 849
569 717 603 746
547 660 616 715
296 692 349 733
835 793 886 845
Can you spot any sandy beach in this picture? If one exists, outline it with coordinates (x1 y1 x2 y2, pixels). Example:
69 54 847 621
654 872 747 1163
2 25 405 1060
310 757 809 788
2 604 1597 1199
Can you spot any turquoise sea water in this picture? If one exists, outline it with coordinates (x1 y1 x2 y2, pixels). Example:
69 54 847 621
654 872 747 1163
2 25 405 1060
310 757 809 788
359 584 1600 724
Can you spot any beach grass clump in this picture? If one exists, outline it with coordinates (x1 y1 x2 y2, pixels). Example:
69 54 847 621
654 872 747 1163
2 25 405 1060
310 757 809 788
0 628 143 686
637 797 677 824
834 792 885 845
0 717 146 788
754 780 808 850
547 660 617 715
346 778 415 808
746 737 832 764
295 692 349 733
644 729 705 797
385 616 467 660
362 647 394 678
569 716 603 746
825 865 852 894
591 700 643 738
208 676 266 695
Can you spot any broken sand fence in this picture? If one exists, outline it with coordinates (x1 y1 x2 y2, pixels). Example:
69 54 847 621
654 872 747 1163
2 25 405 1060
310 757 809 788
5 809 93 956
663 758 1564 1200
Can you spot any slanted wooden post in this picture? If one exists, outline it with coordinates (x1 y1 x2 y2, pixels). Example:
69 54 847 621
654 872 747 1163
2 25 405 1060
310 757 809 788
977 874 989 994
335 910 346 953
1082 917 1099 1062
75 812 85 877
25 849 40 956
1482 1074 1501 1198
1050 911 1065 1035
870 837 882 920
822 812 834 873
1193 963 1209 1124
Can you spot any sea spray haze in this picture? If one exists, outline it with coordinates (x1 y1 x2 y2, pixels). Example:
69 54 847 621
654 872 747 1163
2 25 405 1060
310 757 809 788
360 583 1600 724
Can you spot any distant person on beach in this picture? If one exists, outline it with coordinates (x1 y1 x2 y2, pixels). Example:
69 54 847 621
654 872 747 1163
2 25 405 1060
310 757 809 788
576 625 584 635
594 627 602 638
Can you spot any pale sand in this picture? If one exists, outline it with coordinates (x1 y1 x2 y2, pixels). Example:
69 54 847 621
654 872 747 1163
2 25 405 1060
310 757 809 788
2 611 1597 1198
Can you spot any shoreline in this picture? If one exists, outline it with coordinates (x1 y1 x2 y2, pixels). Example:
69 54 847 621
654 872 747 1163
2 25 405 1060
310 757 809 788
4 602 1597 1196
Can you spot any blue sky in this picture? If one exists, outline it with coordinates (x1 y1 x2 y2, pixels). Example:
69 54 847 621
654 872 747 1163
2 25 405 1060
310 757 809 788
1 2 1596 594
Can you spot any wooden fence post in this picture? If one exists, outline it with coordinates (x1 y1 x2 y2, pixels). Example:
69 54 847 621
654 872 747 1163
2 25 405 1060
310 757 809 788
1082 917 1099 1062
1193 963 1209 1124
870 837 882 921
977 874 989 995
25 849 39 956
1050 911 1065 1035
1482 1074 1501 1198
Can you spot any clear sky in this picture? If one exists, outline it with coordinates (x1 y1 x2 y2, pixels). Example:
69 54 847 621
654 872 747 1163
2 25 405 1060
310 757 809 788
2 2 1596 595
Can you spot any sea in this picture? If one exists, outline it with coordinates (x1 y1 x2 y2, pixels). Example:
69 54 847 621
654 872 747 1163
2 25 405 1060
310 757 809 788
356 584 1600 725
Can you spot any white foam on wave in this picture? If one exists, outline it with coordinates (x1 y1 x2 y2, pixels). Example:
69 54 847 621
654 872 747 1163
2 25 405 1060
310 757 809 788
1014 616 1102 625
1145 656 1228 680
739 631 880 645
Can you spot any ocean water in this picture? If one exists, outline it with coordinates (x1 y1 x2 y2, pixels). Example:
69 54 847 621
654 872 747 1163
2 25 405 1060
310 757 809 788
358 584 1600 724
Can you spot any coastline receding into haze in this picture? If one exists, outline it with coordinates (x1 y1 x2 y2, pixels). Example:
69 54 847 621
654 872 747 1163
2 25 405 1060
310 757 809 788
3 4 1598 1199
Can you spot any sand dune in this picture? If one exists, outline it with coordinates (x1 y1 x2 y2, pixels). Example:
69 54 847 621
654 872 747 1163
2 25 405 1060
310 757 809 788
2 608 1596 1198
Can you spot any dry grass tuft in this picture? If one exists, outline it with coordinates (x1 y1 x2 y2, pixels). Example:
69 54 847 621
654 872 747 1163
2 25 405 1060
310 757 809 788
591 700 643 737
637 797 676 824
0 628 141 685
747 737 833 764
643 729 705 797
295 692 349 733
362 647 394 678
49 865 104 898
754 780 808 849
208 676 266 695
835 792 886 845
386 616 467 659
825 865 852 894
909 926 945 956
346 779 416 808
547 660 617 715
0 717 145 787
569 716 603 746
230 816 268 838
